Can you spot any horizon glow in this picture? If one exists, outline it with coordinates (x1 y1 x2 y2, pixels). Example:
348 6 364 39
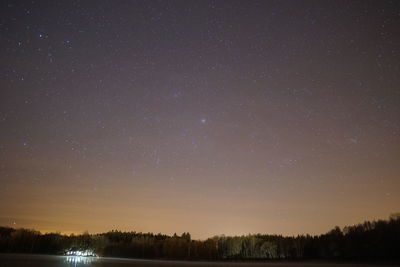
0 0 399 239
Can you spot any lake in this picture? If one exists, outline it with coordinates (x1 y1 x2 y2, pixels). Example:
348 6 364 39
0 254 394 267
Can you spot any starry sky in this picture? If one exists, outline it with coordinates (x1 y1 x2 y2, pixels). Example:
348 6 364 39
1 0 400 239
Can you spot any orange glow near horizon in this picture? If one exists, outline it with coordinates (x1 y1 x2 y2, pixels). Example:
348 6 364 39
1 1 399 240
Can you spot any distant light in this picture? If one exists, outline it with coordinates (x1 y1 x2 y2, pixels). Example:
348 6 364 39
66 256 96 264
65 249 96 257
201 118 206 124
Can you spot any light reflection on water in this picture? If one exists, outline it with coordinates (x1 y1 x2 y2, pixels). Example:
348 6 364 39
65 256 97 265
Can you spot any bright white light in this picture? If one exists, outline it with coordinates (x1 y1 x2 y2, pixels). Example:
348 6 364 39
66 256 96 264
65 249 96 257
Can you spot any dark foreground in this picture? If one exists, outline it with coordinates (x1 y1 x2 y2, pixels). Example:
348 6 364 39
0 254 396 267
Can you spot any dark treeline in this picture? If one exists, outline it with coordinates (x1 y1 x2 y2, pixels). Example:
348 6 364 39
0 214 399 261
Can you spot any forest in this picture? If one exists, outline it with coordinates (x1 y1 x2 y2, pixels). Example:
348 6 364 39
0 214 399 262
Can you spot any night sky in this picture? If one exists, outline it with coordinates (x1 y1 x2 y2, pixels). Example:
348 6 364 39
1 0 399 239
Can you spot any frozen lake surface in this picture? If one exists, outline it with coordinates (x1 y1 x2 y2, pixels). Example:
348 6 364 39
0 254 394 267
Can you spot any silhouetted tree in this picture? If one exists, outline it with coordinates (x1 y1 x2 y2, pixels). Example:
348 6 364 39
0 214 399 261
